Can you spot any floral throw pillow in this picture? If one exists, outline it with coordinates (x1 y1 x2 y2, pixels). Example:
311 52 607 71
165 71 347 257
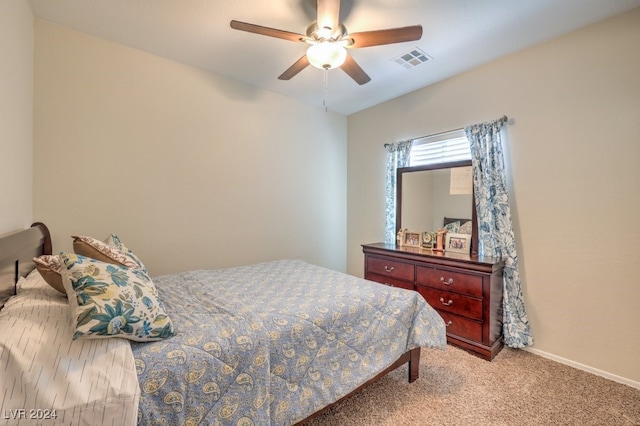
72 234 147 272
59 253 175 341
458 220 473 235
105 234 146 272
444 221 461 234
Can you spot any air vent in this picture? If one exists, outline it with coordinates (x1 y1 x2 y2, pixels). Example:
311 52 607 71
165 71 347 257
393 48 431 69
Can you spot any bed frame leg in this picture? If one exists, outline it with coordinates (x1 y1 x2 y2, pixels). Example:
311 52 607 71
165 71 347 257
408 347 420 382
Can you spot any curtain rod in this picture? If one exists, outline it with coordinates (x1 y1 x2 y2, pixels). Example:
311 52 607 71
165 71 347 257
389 115 509 145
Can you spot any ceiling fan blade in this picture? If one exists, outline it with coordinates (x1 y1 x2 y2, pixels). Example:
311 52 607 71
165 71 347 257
278 55 310 80
349 25 423 48
317 0 340 32
230 20 304 42
340 54 371 85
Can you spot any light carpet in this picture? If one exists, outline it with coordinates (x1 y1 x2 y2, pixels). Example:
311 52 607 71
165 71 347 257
305 345 640 425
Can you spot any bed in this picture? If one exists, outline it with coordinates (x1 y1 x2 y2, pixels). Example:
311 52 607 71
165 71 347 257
0 223 447 425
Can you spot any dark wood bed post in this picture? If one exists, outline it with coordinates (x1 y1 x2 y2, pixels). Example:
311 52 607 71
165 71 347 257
408 347 420 382
31 222 52 255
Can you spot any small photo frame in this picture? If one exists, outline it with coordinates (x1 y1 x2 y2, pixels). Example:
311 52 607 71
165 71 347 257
445 233 471 254
401 230 422 248
421 231 437 249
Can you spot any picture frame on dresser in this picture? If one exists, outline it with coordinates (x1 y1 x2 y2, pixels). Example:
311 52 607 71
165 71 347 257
401 230 422 247
445 233 471 254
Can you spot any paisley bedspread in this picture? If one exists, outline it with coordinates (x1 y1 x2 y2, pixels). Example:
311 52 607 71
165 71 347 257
132 259 446 425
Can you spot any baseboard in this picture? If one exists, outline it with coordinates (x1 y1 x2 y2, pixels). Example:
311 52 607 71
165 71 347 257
524 347 640 390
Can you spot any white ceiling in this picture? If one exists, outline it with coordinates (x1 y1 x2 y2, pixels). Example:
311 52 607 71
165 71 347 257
28 0 640 115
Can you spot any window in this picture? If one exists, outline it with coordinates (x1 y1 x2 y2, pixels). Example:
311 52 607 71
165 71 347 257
409 129 471 167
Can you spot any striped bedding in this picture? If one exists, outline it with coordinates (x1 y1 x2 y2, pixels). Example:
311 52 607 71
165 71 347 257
0 271 139 425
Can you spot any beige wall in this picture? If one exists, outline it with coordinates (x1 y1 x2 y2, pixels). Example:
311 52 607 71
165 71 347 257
19 4 640 387
33 20 347 275
0 1 33 234
347 9 640 385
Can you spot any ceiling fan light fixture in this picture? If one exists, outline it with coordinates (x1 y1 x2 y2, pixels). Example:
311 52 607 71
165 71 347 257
230 1 422 85
307 42 347 70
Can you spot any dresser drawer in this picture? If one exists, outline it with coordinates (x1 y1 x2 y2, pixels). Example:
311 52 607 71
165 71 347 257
415 286 483 320
438 310 483 342
416 266 482 298
366 273 414 290
366 256 414 282
363 243 505 360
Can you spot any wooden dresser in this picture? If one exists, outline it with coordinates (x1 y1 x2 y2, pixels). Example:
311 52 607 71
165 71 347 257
362 243 504 360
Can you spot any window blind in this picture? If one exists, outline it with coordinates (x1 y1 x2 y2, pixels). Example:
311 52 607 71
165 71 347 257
409 129 471 167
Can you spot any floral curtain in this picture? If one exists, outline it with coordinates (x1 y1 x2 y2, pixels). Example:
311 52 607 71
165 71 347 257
384 141 412 244
465 120 533 348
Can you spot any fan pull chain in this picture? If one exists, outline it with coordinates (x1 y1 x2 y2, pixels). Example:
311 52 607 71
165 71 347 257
322 68 329 112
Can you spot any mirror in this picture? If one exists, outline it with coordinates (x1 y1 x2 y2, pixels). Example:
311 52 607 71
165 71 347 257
396 160 477 254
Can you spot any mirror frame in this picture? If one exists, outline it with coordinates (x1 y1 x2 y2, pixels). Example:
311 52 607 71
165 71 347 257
396 160 478 255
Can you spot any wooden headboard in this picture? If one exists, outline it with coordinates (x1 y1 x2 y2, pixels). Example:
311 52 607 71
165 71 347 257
0 222 52 309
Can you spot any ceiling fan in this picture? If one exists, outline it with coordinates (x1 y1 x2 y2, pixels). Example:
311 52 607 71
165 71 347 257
230 0 422 85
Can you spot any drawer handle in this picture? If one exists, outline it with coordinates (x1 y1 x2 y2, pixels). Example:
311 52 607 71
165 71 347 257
445 320 452 327
439 297 453 306
384 266 394 273
440 277 454 285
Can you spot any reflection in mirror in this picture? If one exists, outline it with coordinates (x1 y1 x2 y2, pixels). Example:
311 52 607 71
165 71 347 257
396 160 477 254
401 168 472 232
